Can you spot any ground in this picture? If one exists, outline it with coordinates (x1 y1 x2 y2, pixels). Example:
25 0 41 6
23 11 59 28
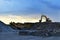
0 32 60 40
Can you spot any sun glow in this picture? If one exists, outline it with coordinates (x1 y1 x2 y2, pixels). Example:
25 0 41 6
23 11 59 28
0 15 40 24
41 17 46 22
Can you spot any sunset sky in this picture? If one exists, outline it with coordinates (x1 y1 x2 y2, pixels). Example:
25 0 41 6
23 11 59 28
0 0 60 24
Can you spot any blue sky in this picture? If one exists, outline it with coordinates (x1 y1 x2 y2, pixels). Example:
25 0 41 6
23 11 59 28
0 0 60 22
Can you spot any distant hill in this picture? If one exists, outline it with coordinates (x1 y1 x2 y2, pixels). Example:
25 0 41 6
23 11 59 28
0 21 16 32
